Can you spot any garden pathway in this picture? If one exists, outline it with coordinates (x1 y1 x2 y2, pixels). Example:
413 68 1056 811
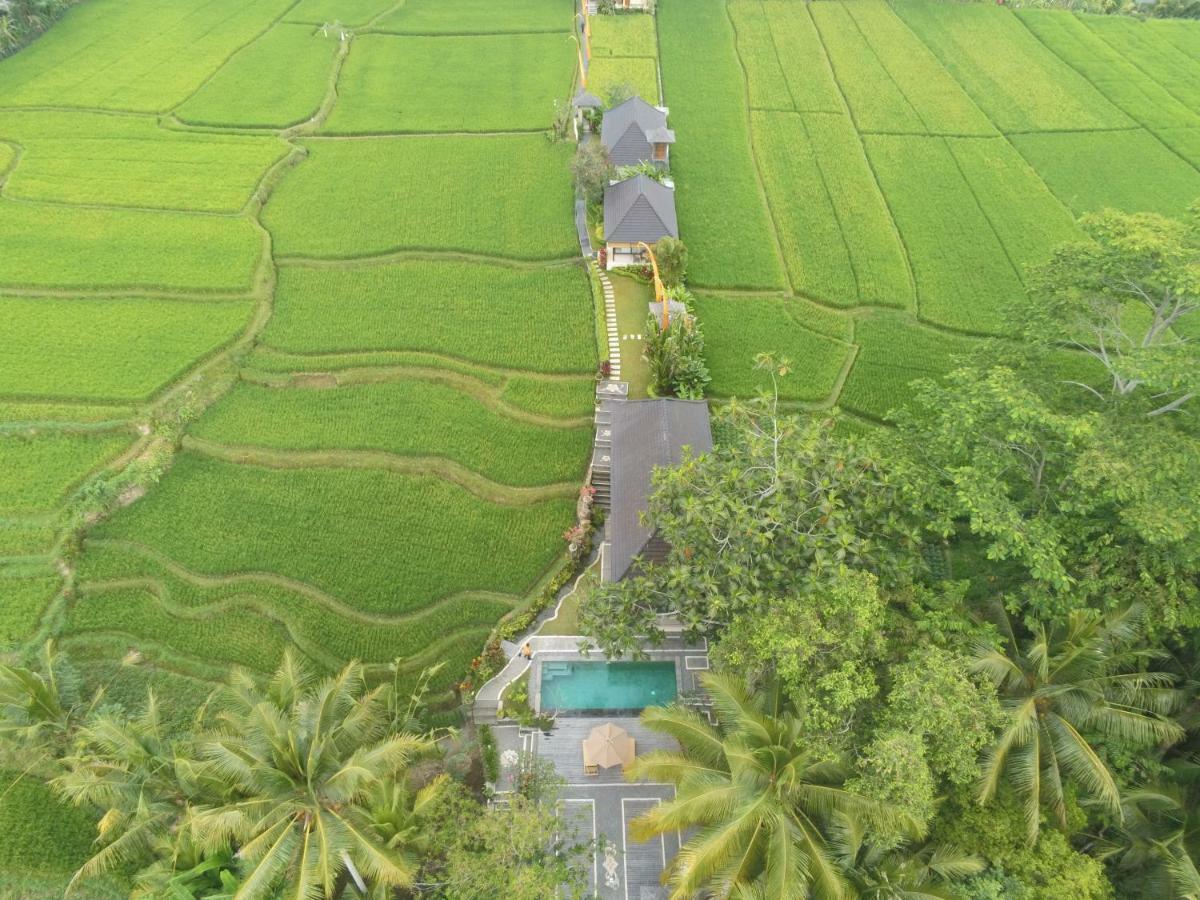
597 266 621 381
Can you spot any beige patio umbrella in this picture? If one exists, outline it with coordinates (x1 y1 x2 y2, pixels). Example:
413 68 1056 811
582 723 635 770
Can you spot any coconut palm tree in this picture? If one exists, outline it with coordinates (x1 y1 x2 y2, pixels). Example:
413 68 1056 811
625 671 921 900
972 604 1185 843
0 641 96 760
55 690 208 892
1086 782 1200 899
828 811 985 899
187 652 435 899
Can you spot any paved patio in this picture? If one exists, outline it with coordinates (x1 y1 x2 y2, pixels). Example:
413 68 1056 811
535 716 689 897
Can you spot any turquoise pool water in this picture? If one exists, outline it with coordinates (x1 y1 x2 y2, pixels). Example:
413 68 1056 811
539 661 677 712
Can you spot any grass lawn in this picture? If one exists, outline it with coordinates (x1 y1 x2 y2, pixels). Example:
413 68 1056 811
539 559 600 636
611 272 652 398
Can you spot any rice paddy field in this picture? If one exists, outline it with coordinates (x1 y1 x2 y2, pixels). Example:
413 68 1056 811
0 0 592 730
655 0 1200 420
3 0 1200 799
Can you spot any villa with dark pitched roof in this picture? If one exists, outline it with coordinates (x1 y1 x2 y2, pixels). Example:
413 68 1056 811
600 96 675 169
602 174 678 270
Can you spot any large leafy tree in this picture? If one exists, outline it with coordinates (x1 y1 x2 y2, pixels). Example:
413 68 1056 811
581 379 924 657
187 653 435 898
893 209 1200 628
972 604 1186 842
625 671 920 899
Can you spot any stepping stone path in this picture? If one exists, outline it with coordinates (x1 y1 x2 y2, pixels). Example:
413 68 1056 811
597 266 621 382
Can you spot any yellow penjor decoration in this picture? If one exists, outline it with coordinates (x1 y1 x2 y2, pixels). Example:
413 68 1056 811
638 241 668 330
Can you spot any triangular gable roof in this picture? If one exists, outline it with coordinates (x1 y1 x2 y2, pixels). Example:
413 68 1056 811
603 175 678 243
601 96 670 151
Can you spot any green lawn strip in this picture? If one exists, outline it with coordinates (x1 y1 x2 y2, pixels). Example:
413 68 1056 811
728 1 794 112
285 0 398 27
190 380 591 486
945 137 1082 281
611 273 653 399
754 111 912 309
761 0 843 114
0 297 253 403
1156 128 1200 169
0 110 290 212
1009 129 1200 219
1016 11 1200 131
90 452 576 616
1080 13 1200 112
0 431 135 516
0 573 60 645
77 541 516 668
588 56 659 106
658 0 786 290
0 524 59 558
65 586 291 674
0 201 261 292
810 1 925 133
500 377 596 419
322 33 574 134
0 402 134 425
894 1 1131 133
839 0 996 136
262 260 594 372
751 111 856 304
693 294 851 403
838 312 985 421
0 770 102 879
862 134 1022 335
0 0 295 112
538 559 600 636
371 0 571 34
264 136 578 260
176 23 340 128
589 13 658 57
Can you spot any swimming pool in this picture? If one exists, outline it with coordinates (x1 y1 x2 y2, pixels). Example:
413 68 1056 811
539 661 677 713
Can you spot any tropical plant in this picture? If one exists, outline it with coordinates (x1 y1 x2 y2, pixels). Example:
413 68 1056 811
625 671 921 899
643 309 709 399
973 604 1186 843
1086 782 1200 899
0 641 94 762
186 652 436 898
54 692 211 892
653 236 688 287
830 812 985 900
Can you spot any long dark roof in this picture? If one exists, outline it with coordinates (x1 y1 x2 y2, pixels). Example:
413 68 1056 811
603 175 678 243
601 398 713 582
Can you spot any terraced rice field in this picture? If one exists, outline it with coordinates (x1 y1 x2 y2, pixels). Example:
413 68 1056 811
0 0 589 710
658 0 1200 419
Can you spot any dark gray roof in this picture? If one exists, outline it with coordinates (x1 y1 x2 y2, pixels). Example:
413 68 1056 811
600 399 713 582
603 175 678 243
573 89 602 108
601 96 674 166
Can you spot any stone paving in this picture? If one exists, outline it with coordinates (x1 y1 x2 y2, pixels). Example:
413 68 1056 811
537 717 681 899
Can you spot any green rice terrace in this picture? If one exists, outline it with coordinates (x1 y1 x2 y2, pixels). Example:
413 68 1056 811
0 0 593 721
0 0 1197 733
662 0 1200 414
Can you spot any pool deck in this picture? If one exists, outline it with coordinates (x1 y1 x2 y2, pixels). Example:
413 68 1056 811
537 717 684 899
508 640 708 899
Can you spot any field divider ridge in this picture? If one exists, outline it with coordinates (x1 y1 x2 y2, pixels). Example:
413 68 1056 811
84 538 522 623
180 435 581 505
